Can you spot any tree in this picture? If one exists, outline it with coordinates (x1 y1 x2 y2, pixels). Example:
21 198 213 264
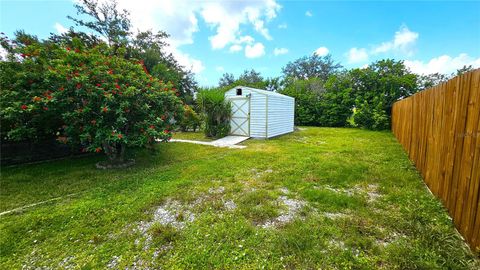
68 0 131 49
282 54 342 82
218 73 235 87
417 73 449 90
351 59 418 130
67 0 198 104
1 35 184 167
217 69 270 90
455 65 474 76
238 69 264 84
319 72 355 127
279 78 323 126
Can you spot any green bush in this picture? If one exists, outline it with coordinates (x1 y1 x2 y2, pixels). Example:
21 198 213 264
279 78 322 126
179 105 201 132
1 36 184 165
196 89 231 138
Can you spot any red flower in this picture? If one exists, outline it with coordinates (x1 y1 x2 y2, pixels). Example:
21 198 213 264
66 47 71 51
108 69 113 74
59 86 64 91
102 107 108 113
95 147 102 153
21 104 28 110
117 134 123 139
75 48 80 53
164 129 169 133
161 115 166 120
43 107 48 111
33 96 41 102
96 83 101 87
118 92 122 95
20 53 26 58
47 95 52 100
149 125 155 129
115 84 120 89
124 108 130 113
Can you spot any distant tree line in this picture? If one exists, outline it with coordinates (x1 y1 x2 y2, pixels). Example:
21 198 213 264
215 54 474 130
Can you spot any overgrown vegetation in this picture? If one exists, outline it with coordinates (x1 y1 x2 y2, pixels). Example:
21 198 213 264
1 128 478 268
0 0 193 166
196 89 231 138
179 105 201 132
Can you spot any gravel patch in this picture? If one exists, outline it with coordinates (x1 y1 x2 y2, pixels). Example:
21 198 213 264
223 200 237 211
208 186 225 194
261 195 307 229
107 256 121 269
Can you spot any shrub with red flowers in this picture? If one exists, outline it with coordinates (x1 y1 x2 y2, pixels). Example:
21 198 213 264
1 36 184 167
0 33 65 141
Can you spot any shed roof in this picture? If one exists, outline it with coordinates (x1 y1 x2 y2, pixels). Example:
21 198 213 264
227 86 294 100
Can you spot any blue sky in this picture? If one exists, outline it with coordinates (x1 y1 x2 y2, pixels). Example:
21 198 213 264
1 0 480 86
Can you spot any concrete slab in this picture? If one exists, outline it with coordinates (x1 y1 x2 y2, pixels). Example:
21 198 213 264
168 136 249 149
211 136 250 147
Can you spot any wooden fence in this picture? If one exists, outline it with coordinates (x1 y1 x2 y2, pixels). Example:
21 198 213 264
392 69 479 252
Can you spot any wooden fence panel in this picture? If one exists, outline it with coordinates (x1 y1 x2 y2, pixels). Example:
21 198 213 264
391 69 480 253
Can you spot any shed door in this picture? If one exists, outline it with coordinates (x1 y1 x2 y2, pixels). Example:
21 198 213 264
230 97 250 136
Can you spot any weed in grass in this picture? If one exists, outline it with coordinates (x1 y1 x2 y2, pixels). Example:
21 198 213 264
149 223 178 244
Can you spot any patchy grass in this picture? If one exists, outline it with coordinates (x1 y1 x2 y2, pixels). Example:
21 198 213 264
1 127 478 269
172 131 213 142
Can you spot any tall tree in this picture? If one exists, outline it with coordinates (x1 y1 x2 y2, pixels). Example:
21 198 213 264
417 73 449 90
68 0 131 49
218 73 235 88
352 59 418 130
455 65 474 76
282 54 342 82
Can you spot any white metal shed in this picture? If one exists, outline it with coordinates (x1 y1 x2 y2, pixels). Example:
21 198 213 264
225 86 295 139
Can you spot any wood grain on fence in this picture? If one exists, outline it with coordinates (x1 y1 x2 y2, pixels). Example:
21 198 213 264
392 69 480 252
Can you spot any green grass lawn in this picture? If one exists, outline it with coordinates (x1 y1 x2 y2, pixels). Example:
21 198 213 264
172 131 213 142
1 128 478 269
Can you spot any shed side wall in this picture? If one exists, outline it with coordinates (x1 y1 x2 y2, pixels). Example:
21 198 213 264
267 95 295 138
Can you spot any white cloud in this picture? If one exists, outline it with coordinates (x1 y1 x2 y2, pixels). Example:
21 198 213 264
346 47 368 63
245 42 266 58
305 11 313 17
229 44 243 53
54 23 68 34
404 53 480 75
215 66 225 72
200 0 281 49
237 35 254 45
314 46 329 56
273 47 288 56
278 23 287 29
163 44 205 74
95 0 281 74
372 25 418 56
